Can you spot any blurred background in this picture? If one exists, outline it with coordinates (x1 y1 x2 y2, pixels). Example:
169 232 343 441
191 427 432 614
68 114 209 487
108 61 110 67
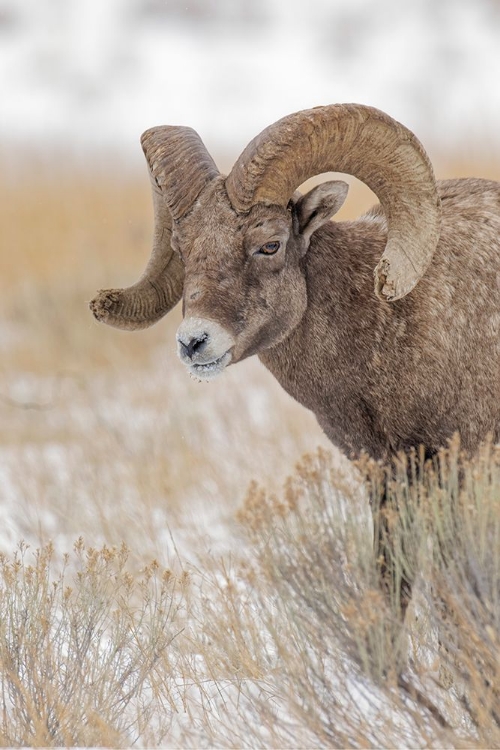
1 0 500 166
1 0 500 559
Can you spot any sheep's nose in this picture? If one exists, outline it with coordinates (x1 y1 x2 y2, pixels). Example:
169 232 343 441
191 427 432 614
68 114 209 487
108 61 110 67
178 332 208 360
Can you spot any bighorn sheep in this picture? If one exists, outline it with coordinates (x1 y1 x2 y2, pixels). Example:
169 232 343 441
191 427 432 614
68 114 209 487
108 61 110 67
90 103 500 616
90 103 500 466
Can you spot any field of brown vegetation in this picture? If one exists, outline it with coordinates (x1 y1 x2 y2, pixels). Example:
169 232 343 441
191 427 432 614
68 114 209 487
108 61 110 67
1 151 499 746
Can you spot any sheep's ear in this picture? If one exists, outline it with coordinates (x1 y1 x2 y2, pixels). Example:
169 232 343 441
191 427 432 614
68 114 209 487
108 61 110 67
295 180 349 243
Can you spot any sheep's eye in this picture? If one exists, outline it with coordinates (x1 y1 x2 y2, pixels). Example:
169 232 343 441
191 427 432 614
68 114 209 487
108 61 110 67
258 241 281 255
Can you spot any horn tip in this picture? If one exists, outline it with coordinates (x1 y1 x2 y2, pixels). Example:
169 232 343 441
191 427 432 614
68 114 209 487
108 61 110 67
89 288 136 330
374 258 419 302
374 259 395 301
90 288 120 319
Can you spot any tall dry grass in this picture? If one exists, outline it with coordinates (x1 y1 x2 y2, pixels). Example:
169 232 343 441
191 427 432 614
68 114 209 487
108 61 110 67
3 443 498 746
0 539 191 747
191 441 500 748
1 150 499 746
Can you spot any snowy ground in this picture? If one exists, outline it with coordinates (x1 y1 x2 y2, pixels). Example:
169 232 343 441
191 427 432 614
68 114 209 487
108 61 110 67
0 353 335 561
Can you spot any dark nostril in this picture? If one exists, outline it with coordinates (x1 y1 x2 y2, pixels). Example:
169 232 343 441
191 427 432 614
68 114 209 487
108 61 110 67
180 333 208 359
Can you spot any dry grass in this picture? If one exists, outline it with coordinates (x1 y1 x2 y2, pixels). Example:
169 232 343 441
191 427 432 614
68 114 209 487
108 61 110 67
192 442 500 748
1 151 500 746
0 539 190 747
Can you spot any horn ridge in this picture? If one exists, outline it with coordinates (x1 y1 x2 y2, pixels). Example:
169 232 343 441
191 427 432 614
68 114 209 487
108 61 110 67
141 126 220 221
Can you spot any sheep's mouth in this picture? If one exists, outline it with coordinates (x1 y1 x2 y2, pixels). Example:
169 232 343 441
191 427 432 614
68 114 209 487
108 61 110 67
187 350 232 381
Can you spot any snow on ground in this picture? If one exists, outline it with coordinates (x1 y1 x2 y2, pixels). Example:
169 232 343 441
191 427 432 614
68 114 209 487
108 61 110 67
0 352 336 562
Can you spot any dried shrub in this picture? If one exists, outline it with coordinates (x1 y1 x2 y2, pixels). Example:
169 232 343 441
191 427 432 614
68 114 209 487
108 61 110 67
0 539 190 747
196 441 500 748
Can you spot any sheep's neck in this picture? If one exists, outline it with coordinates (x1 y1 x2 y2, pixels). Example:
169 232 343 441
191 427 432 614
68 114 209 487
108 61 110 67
258 220 391 459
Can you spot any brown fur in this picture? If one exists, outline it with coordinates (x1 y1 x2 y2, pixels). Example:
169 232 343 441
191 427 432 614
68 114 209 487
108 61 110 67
177 177 500 461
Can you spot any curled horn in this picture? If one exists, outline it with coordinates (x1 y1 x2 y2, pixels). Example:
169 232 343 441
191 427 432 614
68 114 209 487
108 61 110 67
90 127 219 330
225 104 441 301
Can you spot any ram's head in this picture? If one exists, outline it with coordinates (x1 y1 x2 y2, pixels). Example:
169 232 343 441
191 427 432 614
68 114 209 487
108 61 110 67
90 104 440 380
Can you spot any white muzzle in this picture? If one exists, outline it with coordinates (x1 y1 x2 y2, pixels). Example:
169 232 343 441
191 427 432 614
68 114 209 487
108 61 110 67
176 317 235 381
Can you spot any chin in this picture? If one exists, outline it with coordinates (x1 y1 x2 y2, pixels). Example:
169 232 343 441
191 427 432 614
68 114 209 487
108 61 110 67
185 351 232 382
